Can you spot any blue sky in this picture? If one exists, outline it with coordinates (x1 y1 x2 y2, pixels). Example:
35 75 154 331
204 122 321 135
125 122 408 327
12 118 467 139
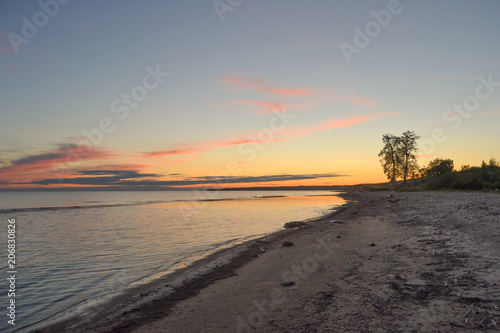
1 0 499 188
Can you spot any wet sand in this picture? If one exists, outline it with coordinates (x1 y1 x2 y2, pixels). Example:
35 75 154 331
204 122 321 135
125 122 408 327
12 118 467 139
35 191 500 332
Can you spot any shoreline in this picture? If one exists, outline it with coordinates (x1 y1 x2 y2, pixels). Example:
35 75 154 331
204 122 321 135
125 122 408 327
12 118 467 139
30 194 350 333
34 190 500 332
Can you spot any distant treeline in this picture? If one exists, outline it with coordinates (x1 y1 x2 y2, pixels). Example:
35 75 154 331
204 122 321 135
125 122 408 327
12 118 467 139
423 158 500 191
211 185 348 191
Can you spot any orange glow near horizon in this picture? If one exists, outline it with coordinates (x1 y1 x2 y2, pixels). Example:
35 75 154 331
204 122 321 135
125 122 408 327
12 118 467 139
1 141 494 190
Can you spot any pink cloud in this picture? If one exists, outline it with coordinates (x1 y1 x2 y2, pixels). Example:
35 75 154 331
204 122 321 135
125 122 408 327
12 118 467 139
280 113 397 139
224 73 313 96
82 163 149 171
142 138 282 160
140 139 270 158
143 113 398 160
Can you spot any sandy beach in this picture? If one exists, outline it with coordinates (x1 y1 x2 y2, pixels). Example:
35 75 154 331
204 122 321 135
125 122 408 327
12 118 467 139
35 190 500 332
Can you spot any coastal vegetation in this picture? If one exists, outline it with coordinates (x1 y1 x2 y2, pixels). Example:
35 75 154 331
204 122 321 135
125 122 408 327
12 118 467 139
422 157 500 191
378 132 499 191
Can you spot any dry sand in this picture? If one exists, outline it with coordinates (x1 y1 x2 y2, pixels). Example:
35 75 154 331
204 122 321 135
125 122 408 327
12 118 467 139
35 191 500 332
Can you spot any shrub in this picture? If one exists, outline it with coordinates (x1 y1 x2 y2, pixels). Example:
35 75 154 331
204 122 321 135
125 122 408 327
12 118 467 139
424 157 500 191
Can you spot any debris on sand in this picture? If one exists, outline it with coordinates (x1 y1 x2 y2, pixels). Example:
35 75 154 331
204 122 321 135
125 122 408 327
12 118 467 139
284 221 307 228
281 281 295 287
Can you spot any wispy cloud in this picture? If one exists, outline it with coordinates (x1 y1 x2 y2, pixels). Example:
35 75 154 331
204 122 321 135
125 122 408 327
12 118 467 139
224 73 314 96
142 138 281 159
24 169 159 186
0 143 113 176
25 172 346 187
89 163 149 170
142 113 397 160
142 147 205 157
53 164 150 175
279 113 398 139
76 169 157 178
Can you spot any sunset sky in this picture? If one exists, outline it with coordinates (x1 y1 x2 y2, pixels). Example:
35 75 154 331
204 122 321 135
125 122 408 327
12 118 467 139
1 0 499 189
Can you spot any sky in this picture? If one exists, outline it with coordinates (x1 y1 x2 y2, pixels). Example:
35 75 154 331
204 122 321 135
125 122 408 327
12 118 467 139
0 0 499 190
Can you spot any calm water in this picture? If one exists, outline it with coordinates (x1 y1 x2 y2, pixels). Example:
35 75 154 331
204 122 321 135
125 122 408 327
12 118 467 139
0 190 344 332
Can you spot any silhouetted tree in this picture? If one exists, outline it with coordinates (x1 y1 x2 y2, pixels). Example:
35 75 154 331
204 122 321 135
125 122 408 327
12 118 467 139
379 131 420 185
488 157 499 167
398 131 420 183
422 158 454 178
378 134 401 185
